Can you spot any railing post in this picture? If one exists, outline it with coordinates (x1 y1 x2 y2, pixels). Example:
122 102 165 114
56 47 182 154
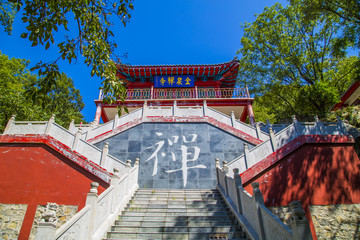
142 101 148 118
243 143 250 169
100 142 109 168
222 161 229 196
3 114 16 134
110 168 120 213
125 160 132 195
35 203 58 240
173 100 177 116
230 111 236 127
86 182 99 240
68 119 75 132
72 128 82 151
314 115 323 135
247 101 256 126
195 86 198 98
268 127 276 152
203 100 208 116
336 116 347 135
252 182 264 204
45 114 55 135
134 158 140 167
215 158 220 168
266 119 272 130
292 115 299 137
233 168 243 214
134 158 140 184
289 201 313 240
215 158 220 186
252 182 266 240
150 86 154 99
113 110 119 129
255 122 261 140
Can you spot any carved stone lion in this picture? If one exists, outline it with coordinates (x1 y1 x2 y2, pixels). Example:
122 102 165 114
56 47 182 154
289 200 306 221
41 202 58 223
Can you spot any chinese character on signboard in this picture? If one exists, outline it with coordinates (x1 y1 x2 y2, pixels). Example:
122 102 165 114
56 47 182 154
155 75 194 88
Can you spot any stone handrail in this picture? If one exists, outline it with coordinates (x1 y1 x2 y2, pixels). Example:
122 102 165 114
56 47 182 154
70 101 269 142
206 107 269 141
81 108 143 140
215 161 312 240
35 160 139 240
99 87 250 101
227 116 347 174
2 115 127 174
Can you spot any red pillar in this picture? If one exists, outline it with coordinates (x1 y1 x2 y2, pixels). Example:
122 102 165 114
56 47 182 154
94 103 102 124
247 101 255 125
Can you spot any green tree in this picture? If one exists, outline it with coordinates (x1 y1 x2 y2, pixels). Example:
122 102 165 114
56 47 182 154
238 3 359 123
0 51 86 132
0 0 133 107
0 1 16 33
292 0 360 50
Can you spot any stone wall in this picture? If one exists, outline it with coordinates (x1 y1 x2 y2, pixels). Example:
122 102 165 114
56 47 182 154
95 123 255 189
310 204 360 239
269 204 360 239
29 204 78 240
0 204 27 240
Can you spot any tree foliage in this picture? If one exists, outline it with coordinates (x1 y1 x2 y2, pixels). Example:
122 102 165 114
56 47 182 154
327 105 360 128
293 0 360 51
237 2 359 123
0 0 133 106
0 0 16 33
0 51 86 132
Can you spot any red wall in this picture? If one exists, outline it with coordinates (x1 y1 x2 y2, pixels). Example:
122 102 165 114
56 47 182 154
0 143 109 240
242 143 360 239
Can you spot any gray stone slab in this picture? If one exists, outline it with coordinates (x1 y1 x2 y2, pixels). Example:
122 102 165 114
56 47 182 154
95 123 255 189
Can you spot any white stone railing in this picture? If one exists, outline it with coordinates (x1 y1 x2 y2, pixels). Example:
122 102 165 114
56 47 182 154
35 160 139 240
215 161 312 240
228 115 348 173
99 87 250 100
2 115 128 175
206 107 269 141
70 101 269 142
82 108 143 140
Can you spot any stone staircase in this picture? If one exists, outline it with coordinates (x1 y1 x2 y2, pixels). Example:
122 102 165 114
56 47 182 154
104 189 249 240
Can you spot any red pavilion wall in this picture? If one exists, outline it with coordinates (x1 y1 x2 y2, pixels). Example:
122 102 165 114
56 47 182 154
242 143 360 239
0 143 109 240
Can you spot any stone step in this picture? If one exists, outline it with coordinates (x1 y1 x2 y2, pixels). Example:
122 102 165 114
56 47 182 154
135 191 221 195
134 191 220 195
114 220 235 227
133 196 223 201
124 206 229 213
121 211 231 217
129 199 225 205
127 202 227 209
110 225 238 233
105 231 247 240
136 189 218 193
118 215 233 222
103 189 249 240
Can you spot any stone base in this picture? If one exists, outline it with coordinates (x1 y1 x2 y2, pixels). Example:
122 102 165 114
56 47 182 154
0 204 27 240
310 204 360 239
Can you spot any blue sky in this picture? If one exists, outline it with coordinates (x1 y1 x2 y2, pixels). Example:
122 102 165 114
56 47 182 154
0 0 287 122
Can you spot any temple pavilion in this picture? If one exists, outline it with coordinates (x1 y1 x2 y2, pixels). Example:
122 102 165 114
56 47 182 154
93 57 255 125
